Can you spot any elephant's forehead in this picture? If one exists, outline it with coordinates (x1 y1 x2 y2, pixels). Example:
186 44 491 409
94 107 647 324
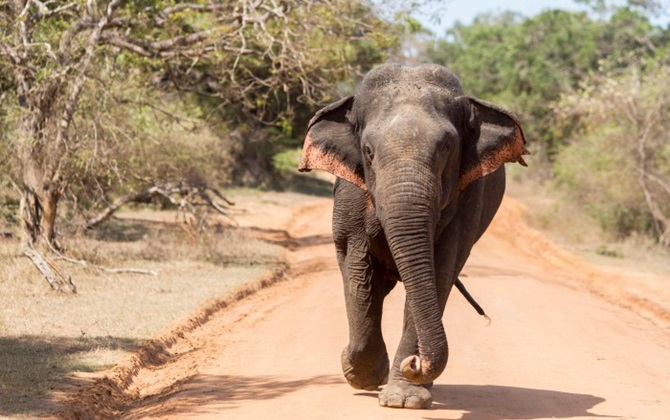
359 64 464 96
355 82 456 121
359 78 460 98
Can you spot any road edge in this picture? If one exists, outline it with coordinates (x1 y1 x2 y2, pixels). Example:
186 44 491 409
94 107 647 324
55 260 291 419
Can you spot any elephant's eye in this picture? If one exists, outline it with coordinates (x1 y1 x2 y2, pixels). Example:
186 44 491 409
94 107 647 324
363 144 375 162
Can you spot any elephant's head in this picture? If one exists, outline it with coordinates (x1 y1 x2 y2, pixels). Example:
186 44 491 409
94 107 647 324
299 64 527 384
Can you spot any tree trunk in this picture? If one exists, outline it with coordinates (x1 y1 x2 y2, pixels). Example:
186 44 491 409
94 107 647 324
20 188 60 247
17 125 74 292
19 152 61 248
41 189 59 246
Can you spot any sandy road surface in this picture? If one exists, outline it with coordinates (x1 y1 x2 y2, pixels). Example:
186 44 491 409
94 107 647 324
64 196 670 419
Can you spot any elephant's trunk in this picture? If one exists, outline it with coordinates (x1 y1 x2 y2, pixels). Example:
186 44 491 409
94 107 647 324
378 164 448 384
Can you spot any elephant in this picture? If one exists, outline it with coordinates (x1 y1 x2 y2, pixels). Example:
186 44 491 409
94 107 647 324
298 63 528 409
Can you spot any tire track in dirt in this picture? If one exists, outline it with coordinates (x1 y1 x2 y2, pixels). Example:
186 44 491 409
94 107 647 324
58 195 670 419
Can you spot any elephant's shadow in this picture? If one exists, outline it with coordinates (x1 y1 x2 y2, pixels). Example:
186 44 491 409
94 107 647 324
358 384 614 419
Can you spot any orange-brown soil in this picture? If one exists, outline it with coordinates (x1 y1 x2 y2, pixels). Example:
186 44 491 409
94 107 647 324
58 196 670 419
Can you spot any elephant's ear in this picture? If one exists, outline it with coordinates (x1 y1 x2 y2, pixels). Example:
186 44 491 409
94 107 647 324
298 96 366 191
458 96 529 191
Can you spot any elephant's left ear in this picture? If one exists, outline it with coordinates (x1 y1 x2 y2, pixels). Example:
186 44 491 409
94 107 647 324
459 97 529 191
298 96 367 191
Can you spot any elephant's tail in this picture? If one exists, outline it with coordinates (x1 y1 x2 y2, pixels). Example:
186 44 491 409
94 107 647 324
455 278 491 323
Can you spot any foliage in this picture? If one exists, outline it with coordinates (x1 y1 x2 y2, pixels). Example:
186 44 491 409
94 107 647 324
426 3 670 245
553 66 670 245
60 82 238 216
427 5 670 162
0 0 405 249
272 149 303 177
553 124 649 237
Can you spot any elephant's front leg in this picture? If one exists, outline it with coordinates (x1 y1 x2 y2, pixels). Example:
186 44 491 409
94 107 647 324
337 242 395 391
379 302 436 408
380 268 456 409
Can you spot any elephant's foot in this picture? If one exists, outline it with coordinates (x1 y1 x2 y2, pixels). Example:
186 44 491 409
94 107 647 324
378 380 432 409
341 346 389 391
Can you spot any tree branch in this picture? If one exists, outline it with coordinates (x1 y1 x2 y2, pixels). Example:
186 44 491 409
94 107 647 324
50 0 122 183
99 29 223 58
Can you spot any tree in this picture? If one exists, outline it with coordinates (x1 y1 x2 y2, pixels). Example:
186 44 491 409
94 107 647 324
426 6 669 164
554 66 670 246
0 0 400 291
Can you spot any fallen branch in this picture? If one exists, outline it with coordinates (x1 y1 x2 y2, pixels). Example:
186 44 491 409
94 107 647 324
24 246 77 293
84 191 153 230
85 181 236 231
100 267 159 275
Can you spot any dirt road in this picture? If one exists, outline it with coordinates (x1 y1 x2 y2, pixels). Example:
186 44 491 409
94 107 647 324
62 195 670 419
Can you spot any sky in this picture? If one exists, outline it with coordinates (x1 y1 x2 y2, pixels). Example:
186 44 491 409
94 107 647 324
418 0 667 36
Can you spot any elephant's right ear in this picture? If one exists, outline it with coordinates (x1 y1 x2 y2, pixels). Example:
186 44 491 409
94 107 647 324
298 96 366 191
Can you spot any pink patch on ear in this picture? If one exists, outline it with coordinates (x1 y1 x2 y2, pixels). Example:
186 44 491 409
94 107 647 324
458 128 526 191
299 133 367 191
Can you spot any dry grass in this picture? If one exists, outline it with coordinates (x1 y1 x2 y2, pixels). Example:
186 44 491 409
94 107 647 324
506 175 670 275
0 188 326 418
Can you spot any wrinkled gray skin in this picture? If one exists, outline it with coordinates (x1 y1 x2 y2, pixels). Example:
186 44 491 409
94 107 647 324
299 64 527 409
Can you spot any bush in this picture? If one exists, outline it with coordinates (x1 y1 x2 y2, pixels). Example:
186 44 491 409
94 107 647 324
553 66 670 244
